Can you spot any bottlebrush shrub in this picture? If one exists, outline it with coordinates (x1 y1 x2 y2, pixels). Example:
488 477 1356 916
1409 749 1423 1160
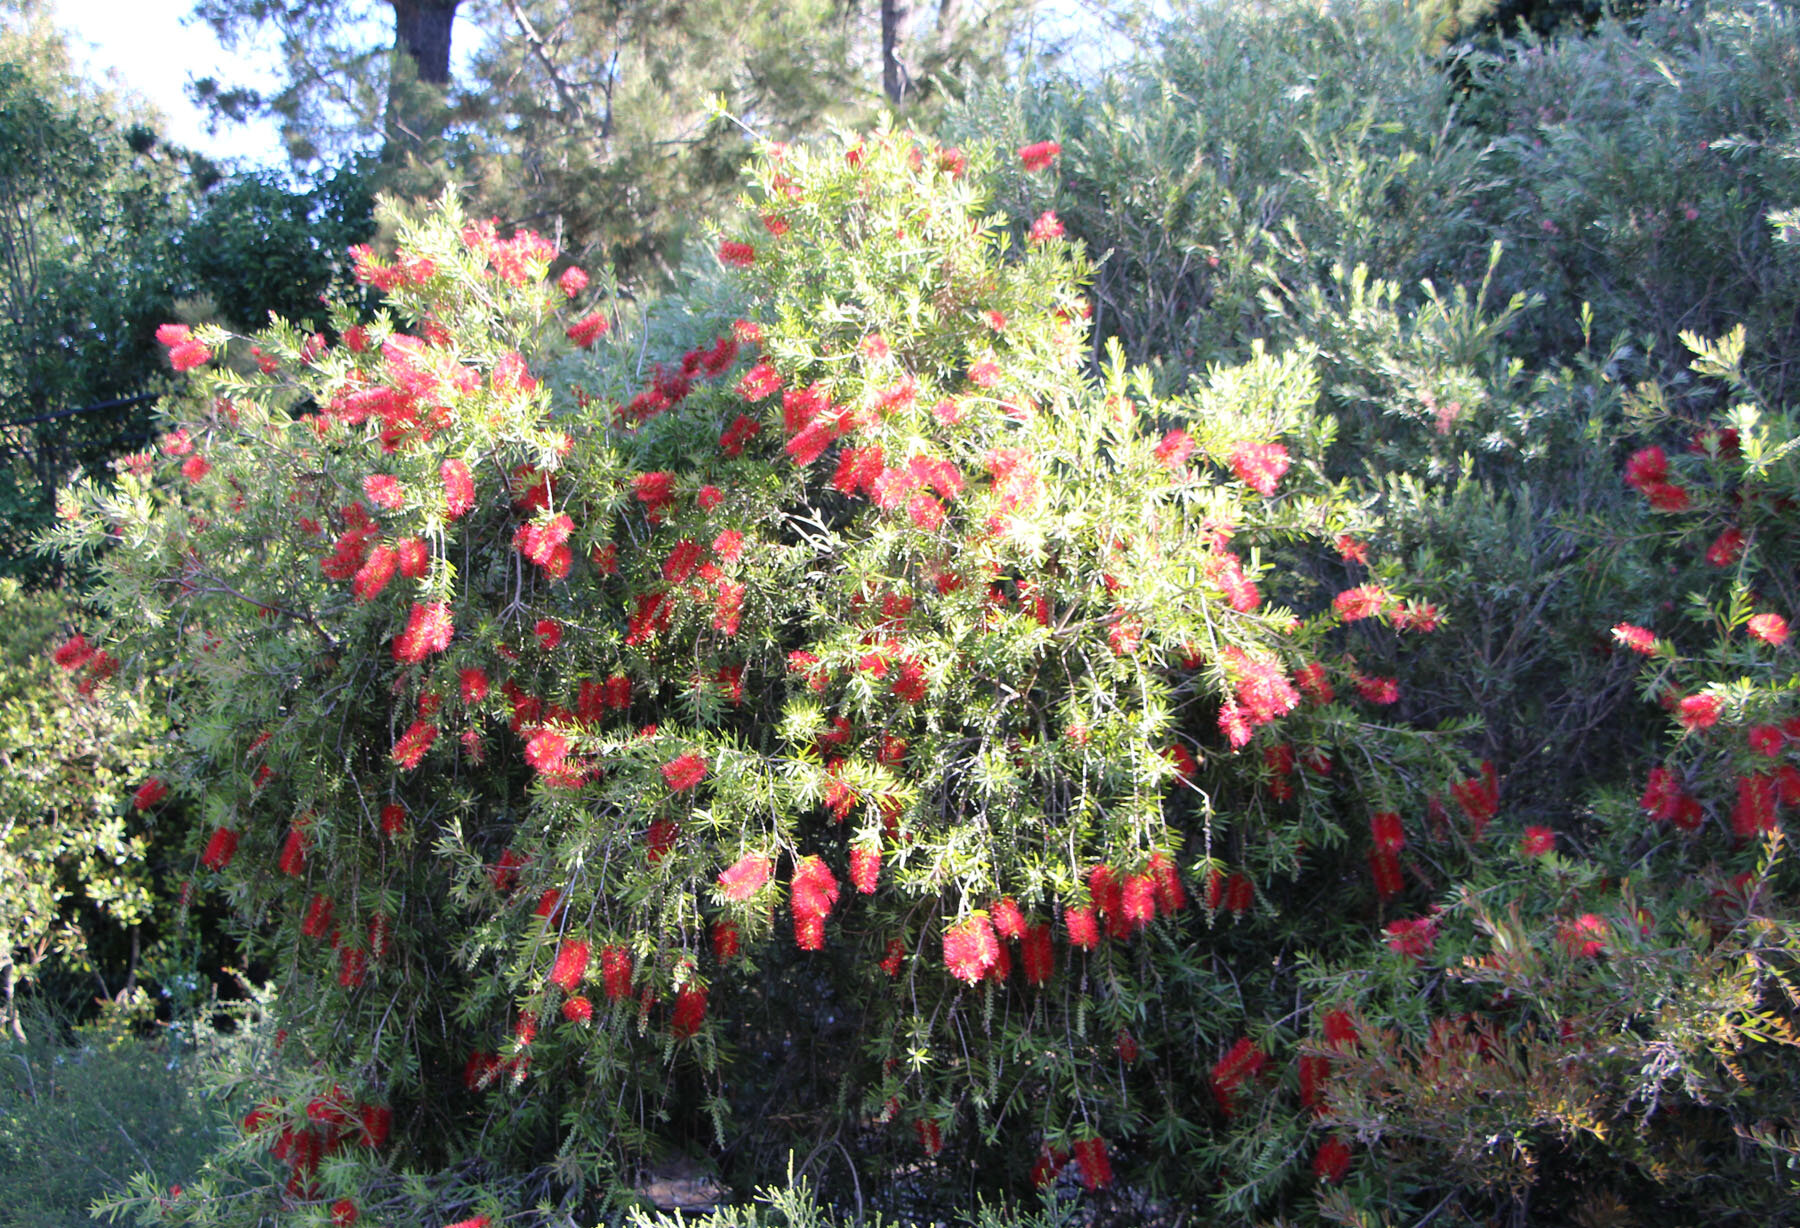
1290 331 1800 1225
54 125 1479 1224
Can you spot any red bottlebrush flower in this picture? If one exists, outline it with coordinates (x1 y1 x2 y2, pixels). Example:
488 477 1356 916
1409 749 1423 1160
1732 774 1779 839
567 312 609 348
1154 428 1196 470
362 474 404 510
1116 1028 1140 1063
352 545 398 602
331 1198 358 1227
1017 139 1062 171
1321 1009 1359 1048
670 985 708 1038
1749 612 1790 645
490 848 525 893
52 632 93 671
557 265 589 297
646 818 679 861
395 537 429 579
1332 584 1390 622
300 893 335 940
441 459 475 518
632 470 677 517
718 240 756 267
1451 762 1500 837
1021 923 1054 985
1624 445 1668 491
1749 724 1785 757
712 920 740 963
1313 1137 1352 1184
1072 1136 1113 1190
445 1218 491 1228
1334 533 1370 563
719 413 762 456
1107 612 1144 656
1149 853 1187 913
1370 811 1405 853
180 455 211 484
1222 872 1255 914
792 855 839 923
379 804 406 839
534 618 562 651
1384 914 1438 959
1559 912 1609 957
549 940 589 991
1121 873 1157 931
738 360 781 401
713 529 746 563
1360 854 1398 908
534 888 564 920
600 946 632 1001
561 995 592 1024
603 673 632 710
696 484 724 512
661 751 708 792
1065 905 1100 949
278 825 308 876
1230 441 1291 496
393 602 453 664
1521 825 1555 856
1299 1054 1331 1111
1031 1146 1067 1188
1026 211 1064 244
1354 673 1400 705
132 777 169 810
460 667 489 705
1646 481 1691 512
943 916 1000 984
1392 600 1443 632
158 323 212 371
1707 526 1747 567
201 827 239 870
967 359 1002 388
711 580 745 636
1164 743 1199 787
850 845 880 894
391 719 438 771
915 1118 943 1157
717 853 772 901
880 937 906 977
1295 661 1334 704
1211 1037 1268 1112
337 945 367 988
992 897 1026 939
1678 693 1723 730
1612 622 1657 654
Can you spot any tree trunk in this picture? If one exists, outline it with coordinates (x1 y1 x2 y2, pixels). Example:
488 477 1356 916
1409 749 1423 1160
383 0 460 157
390 0 460 84
881 0 915 104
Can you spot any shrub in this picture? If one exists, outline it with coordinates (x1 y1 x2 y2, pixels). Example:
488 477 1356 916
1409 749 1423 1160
55 126 1476 1224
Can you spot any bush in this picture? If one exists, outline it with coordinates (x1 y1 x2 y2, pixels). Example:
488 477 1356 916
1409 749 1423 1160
55 126 1485 1225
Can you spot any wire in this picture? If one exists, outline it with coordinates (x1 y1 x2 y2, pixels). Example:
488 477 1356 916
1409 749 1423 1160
0 393 159 431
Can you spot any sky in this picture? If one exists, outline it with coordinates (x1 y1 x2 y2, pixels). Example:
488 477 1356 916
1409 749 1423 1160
49 0 293 166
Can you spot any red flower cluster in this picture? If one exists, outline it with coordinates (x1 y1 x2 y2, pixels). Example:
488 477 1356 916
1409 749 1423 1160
156 323 211 372
549 941 588 992
1624 445 1689 510
1229 440 1290 496
393 602 453 664
717 853 772 901
1017 140 1061 171
660 751 708 791
1211 1037 1267 1113
943 916 1001 984
132 777 169 810
791 855 839 949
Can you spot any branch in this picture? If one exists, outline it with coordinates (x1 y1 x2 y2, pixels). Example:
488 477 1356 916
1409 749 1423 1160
504 1 590 128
